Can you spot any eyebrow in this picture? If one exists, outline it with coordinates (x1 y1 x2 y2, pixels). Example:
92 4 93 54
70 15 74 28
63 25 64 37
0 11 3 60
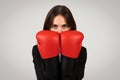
62 24 68 26
53 24 58 26
52 24 68 26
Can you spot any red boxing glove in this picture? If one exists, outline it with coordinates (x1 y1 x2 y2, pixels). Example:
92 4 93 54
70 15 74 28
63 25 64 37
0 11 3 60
36 30 60 59
61 30 84 58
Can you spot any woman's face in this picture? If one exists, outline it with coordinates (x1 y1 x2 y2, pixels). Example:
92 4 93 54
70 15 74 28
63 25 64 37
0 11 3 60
50 15 71 33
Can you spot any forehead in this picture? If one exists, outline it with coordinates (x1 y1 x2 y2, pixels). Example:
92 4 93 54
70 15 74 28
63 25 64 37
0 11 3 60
53 15 67 24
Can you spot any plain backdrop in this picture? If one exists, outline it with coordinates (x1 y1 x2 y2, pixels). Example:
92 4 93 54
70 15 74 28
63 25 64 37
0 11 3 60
0 0 120 80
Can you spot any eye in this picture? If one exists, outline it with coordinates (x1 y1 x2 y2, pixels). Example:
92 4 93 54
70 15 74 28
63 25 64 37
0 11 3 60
62 24 68 29
51 24 58 29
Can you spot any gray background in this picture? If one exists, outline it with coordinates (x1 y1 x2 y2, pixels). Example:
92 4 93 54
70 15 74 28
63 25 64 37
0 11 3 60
0 0 120 80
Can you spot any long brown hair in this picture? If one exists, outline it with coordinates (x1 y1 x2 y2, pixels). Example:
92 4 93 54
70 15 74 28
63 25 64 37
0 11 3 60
43 5 76 30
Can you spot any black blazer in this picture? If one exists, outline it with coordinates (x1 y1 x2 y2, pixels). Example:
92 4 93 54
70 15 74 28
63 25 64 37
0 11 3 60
32 45 87 80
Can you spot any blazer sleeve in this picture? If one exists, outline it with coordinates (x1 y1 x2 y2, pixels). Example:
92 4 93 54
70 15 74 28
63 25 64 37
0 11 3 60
75 46 87 80
32 45 45 80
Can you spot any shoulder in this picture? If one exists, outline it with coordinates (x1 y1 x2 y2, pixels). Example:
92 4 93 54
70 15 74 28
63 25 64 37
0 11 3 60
32 45 37 50
32 45 38 55
81 46 87 54
78 46 87 59
32 45 43 64
77 46 87 64
32 45 40 59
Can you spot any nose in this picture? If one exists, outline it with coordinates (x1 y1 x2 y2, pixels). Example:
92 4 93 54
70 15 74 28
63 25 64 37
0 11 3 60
58 27 62 33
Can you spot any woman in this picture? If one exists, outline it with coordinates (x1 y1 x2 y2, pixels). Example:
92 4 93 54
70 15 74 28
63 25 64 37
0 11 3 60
32 5 87 80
